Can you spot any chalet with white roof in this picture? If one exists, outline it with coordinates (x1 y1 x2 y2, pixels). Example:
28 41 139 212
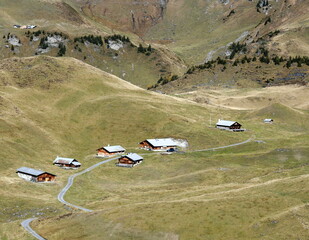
216 119 242 131
53 156 81 169
16 167 56 182
140 138 178 151
116 153 143 168
97 145 126 157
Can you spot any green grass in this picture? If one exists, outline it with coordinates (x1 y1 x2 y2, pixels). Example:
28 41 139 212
0 56 308 239
34 134 309 240
0 55 249 237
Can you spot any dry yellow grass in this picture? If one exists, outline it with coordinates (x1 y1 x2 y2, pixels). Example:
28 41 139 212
177 85 309 110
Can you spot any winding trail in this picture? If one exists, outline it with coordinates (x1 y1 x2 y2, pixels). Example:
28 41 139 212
21 137 253 239
191 137 253 152
57 156 119 212
21 218 46 240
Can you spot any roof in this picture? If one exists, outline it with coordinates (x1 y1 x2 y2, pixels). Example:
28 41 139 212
103 145 125 153
264 119 273 122
72 162 81 166
123 153 143 161
53 156 78 165
16 167 55 177
216 120 239 127
143 138 178 147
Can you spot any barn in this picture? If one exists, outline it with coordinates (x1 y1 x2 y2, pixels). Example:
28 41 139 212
97 145 126 157
116 153 143 168
53 156 81 169
16 167 56 182
216 119 242 131
139 138 178 151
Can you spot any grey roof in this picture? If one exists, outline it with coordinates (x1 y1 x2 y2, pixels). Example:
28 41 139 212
145 138 178 147
103 145 126 153
53 156 77 164
124 153 143 161
216 120 238 127
16 167 55 176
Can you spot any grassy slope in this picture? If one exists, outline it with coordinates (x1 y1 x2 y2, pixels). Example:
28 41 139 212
144 0 309 65
145 0 264 64
173 85 309 111
0 57 306 239
0 56 253 239
152 61 309 94
32 102 309 239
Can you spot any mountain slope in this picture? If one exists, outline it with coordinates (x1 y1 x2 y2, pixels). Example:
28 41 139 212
0 56 252 237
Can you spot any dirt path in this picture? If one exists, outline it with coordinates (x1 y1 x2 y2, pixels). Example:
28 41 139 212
57 156 119 212
21 218 46 240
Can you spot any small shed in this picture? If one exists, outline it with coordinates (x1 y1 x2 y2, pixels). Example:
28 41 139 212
97 145 126 157
140 138 178 151
264 119 273 123
116 153 143 168
53 156 81 169
216 119 242 131
16 167 56 182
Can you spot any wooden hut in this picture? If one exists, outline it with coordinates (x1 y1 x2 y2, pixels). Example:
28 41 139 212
16 167 56 182
216 119 242 131
53 156 81 169
97 145 126 157
139 138 178 151
116 153 143 168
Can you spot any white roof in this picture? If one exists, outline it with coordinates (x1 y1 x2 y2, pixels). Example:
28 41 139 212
216 120 237 127
72 162 81 166
124 153 143 161
145 138 178 147
103 145 126 153
264 119 273 121
53 156 76 164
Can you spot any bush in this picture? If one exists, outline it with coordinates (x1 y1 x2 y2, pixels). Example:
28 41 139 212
228 42 247 59
57 43 66 56
75 35 103 46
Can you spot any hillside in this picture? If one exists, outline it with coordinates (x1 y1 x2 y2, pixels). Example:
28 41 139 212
145 0 309 64
0 0 186 88
170 85 309 111
0 56 308 240
0 0 308 89
0 1 309 239
150 57 309 93
0 55 252 238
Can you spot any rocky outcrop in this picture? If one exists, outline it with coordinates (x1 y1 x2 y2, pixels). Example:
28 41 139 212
80 0 170 36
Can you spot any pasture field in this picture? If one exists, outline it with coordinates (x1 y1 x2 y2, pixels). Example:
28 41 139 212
0 56 308 239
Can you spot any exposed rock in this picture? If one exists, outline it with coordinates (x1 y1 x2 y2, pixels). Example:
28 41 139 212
108 40 124 51
219 0 230 5
8 36 21 46
46 35 65 48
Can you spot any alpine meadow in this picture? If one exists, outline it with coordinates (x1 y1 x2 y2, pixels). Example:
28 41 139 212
0 1 308 240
